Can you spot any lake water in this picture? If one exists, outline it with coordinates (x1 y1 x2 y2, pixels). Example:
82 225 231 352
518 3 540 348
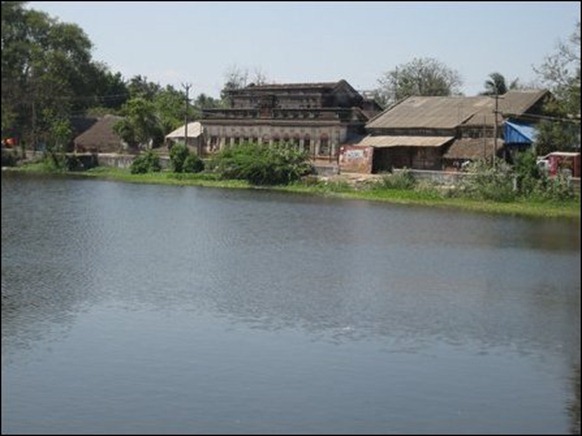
1 172 580 434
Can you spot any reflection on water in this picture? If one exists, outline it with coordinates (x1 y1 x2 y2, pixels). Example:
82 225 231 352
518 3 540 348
2 172 580 434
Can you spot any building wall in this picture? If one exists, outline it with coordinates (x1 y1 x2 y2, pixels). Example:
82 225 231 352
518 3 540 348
203 121 354 158
372 147 443 172
338 145 374 173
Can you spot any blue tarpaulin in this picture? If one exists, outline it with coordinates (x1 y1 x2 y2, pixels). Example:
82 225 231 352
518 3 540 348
503 120 538 144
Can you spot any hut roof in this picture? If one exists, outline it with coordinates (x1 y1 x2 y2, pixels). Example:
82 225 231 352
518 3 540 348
73 115 125 153
165 121 203 139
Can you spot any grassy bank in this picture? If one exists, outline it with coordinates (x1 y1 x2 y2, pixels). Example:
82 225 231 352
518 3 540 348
4 164 580 220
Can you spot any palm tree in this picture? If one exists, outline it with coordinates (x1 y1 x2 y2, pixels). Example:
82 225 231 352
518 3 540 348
480 72 519 95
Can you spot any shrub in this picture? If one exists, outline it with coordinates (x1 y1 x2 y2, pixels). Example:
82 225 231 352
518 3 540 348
169 143 190 173
211 141 312 185
456 158 516 202
130 151 161 174
183 154 204 173
1 149 19 167
376 169 416 190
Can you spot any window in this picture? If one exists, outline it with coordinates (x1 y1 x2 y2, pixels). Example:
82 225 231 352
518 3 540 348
319 134 329 155
304 135 311 153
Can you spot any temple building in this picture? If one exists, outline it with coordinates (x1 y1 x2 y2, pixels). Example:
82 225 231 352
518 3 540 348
200 80 382 161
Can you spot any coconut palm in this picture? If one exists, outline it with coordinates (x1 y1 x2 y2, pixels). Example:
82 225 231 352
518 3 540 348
481 72 519 95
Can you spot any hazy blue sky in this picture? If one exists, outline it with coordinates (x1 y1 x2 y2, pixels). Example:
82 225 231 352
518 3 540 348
28 1 580 98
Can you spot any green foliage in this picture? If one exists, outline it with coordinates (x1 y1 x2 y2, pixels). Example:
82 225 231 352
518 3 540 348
114 97 164 149
376 169 416 190
540 173 575 202
42 151 68 172
456 158 517 202
534 119 580 155
1 2 118 143
130 150 161 174
513 149 544 196
183 154 204 173
1 148 20 167
168 142 205 173
452 153 575 202
212 141 312 185
534 21 580 116
533 21 580 153
169 142 189 173
480 72 520 96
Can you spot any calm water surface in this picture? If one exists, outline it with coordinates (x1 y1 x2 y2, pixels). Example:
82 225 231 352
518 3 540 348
1 172 580 434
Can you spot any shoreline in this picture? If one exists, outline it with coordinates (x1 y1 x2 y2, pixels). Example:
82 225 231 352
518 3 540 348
2 165 580 220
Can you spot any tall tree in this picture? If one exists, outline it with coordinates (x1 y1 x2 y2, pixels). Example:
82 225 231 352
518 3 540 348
534 21 580 116
114 97 164 150
373 57 463 107
533 21 580 154
480 72 519 96
1 1 122 146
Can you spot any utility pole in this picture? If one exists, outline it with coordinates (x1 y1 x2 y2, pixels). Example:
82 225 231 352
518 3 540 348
182 82 192 150
493 93 499 168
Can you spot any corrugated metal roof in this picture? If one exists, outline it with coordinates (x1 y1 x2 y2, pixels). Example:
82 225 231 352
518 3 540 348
357 135 454 148
366 96 489 129
498 89 549 115
366 90 549 130
165 121 203 139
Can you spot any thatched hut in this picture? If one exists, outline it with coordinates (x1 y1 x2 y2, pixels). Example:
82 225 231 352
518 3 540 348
73 115 126 153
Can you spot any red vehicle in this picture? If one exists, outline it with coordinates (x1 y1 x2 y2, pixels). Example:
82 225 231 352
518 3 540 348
537 152 581 178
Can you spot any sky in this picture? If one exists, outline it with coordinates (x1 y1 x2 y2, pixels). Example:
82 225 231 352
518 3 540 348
27 1 581 99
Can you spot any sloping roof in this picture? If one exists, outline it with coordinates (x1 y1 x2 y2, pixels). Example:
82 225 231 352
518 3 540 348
464 89 550 126
73 115 125 152
70 116 98 136
366 96 490 129
443 138 503 160
357 135 455 148
165 121 203 139
503 120 538 144
498 89 549 116
366 90 549 130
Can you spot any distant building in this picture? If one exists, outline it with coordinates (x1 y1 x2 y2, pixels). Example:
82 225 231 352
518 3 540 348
201 80 381 161
165 121 205 152
356 89 551 172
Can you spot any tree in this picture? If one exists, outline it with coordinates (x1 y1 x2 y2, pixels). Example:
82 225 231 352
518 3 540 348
533 21 580 154
153 84 191 133
534 21 580 116
1 2 124 145
114 97 164 150
220 65 249 102
219 64 270 104
127 75 161 101
480 72 519 96
373 57 463 107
